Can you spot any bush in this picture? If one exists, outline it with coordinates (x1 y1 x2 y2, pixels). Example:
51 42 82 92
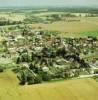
27 75 34 85
0 67 4 72
17 70 27 85
74 70 79 77
12 67 21 73
34 75 42 84
41 72 52 81
55 71 65 78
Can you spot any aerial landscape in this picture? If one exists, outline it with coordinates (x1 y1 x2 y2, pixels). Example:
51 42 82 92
0 0 98 100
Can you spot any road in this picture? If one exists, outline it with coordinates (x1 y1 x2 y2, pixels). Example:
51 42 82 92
79 74 98 78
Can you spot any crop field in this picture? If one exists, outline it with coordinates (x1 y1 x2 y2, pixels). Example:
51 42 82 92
32 17 98 33
0 70 98 100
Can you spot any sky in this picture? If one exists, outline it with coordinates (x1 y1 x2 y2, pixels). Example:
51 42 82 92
0 0 98 7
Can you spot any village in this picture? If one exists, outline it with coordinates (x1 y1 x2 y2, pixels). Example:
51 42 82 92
0 25 98 85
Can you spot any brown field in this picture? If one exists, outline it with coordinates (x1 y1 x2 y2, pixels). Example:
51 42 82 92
0 70 98 100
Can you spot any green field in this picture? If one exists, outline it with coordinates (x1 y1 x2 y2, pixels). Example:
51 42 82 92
60 31 98 38
0 70 98 100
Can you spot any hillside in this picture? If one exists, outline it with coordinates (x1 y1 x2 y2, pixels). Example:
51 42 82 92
0 71 98 100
